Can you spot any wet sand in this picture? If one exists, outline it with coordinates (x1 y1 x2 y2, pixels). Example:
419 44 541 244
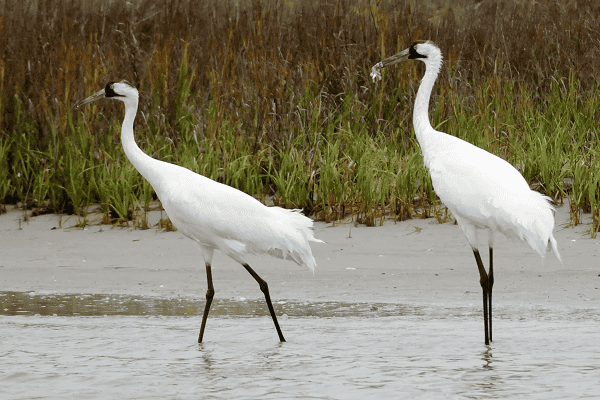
1 204 598 313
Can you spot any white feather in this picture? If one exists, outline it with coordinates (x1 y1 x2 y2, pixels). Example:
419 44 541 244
426 133 562 263
154 163 322 270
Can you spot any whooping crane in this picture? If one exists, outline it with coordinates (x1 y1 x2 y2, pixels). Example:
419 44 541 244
371 41 562 345
75 81 323 343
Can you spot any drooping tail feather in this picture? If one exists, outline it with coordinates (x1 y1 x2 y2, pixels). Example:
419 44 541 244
265 208 324 272
547 234 563 265
519 193 562 265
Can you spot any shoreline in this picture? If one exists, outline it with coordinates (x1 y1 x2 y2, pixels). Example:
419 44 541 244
1 204 598 314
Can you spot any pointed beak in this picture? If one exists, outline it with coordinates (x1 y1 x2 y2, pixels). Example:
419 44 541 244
370 47 411 82
74 88 106 109
380 47 411 68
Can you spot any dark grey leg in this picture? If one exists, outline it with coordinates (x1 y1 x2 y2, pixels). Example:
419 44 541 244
473 250 490 345
198 263 215 343
243 263 286 342
488 247 494 342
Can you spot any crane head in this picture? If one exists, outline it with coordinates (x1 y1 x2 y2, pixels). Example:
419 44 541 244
75 80 138 109
371 40 441 82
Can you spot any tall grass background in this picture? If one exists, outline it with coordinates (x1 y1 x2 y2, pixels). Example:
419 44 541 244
0 0 599 235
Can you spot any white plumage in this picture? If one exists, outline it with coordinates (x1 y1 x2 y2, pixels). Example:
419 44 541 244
372 40 562 345
425 129 561 260
146 159 319 270
76 81 323 343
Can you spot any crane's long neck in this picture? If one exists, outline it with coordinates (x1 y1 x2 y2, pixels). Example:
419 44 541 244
120 98 162 188
412 55 443 155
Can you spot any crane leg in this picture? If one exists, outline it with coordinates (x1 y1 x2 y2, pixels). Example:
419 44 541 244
198 263 215 343
243 263 286 342
488 247 494 342
473 249 491 345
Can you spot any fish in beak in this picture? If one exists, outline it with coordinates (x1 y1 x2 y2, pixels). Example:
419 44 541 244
370 47 411 82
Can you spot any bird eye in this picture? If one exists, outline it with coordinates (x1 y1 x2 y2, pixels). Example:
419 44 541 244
110 84 114 90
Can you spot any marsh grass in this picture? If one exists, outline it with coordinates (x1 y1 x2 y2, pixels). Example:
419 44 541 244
0 0 599 234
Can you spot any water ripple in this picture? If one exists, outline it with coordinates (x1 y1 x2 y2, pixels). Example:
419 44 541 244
1 291 599 399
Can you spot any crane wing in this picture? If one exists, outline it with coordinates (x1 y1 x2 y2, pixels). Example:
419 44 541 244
426 134 558 258
151 162 321 269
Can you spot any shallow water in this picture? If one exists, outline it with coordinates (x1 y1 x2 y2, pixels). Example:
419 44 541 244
1 292 599 399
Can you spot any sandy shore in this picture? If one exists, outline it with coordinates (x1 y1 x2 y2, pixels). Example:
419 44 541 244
1 204 598 313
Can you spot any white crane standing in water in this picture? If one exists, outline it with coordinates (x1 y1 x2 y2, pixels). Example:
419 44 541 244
75 81 323 343
371 41 562 345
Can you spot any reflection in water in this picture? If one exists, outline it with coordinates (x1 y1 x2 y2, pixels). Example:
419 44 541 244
482 347 493 370
198 343 215 373
1 291 599 399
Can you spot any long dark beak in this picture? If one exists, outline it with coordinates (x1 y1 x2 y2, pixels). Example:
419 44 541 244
74 88 106 109
381 47 411 68
371 47 411 82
